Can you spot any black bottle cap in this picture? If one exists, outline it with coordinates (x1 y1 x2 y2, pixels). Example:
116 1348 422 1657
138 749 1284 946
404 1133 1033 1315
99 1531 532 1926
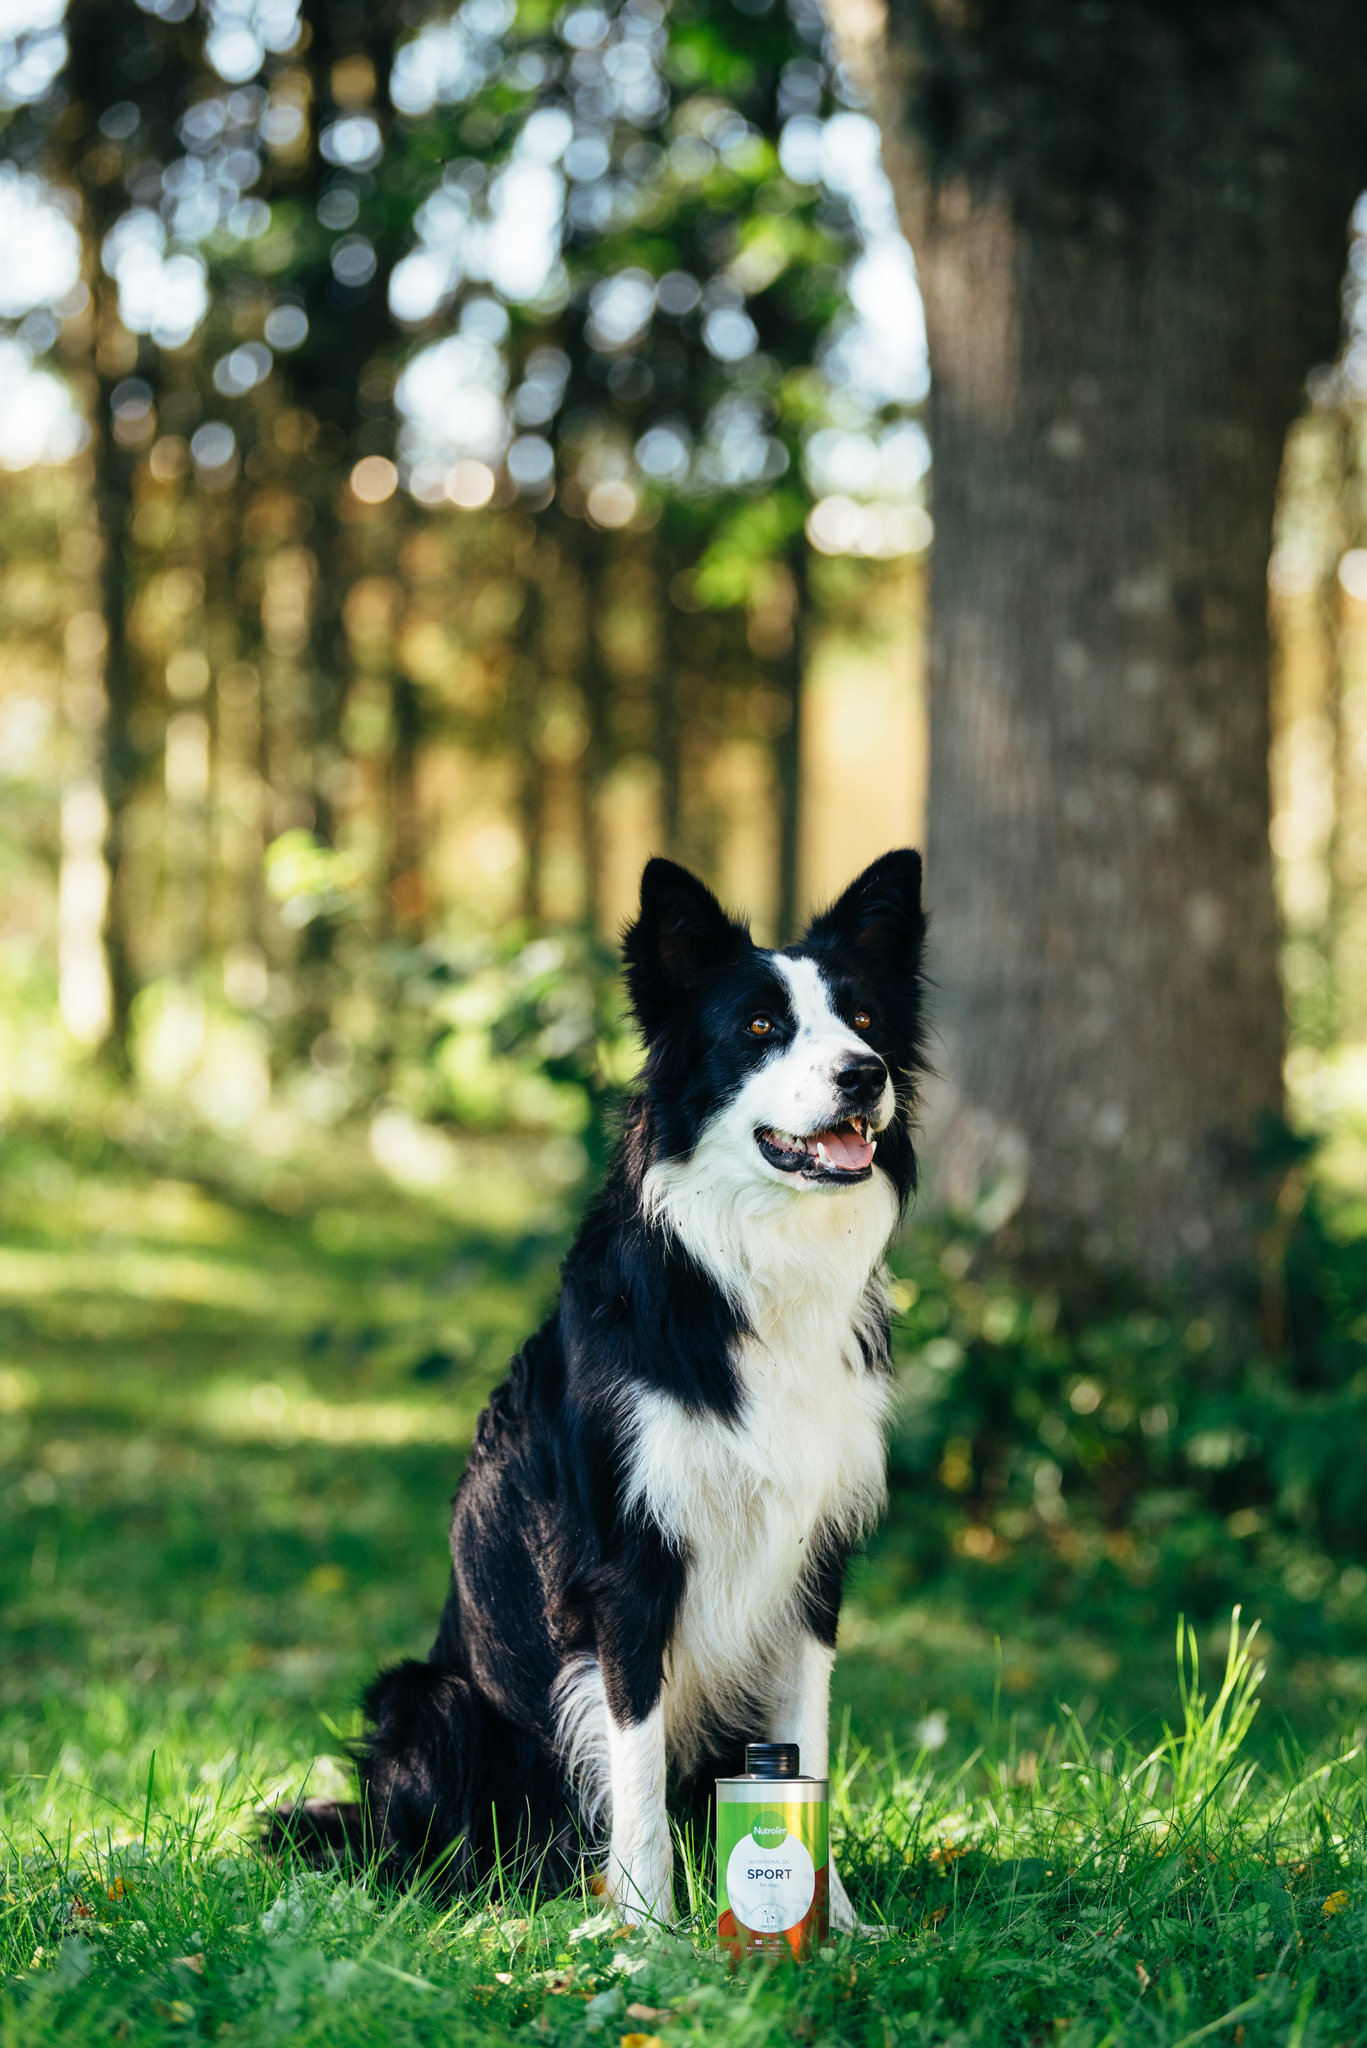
745 1742 800 1778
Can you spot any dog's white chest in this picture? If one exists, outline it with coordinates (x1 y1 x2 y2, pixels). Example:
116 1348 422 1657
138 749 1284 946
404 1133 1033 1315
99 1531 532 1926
625 1327 890 1767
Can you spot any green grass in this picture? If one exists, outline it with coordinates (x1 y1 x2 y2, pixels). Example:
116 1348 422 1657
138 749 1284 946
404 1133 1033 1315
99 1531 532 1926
4 1115 1367 2044
6 1618 1367 2046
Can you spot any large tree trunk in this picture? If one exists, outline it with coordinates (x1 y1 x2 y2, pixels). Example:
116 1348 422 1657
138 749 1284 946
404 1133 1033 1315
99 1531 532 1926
832 0 1367 1279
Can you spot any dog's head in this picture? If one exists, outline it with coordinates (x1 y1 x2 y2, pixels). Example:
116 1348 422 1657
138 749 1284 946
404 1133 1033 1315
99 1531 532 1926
623 850 925 1207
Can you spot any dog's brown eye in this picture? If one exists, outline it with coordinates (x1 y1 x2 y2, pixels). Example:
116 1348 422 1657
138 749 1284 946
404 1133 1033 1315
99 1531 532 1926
747 1016 773 1037
852 1010 871 1031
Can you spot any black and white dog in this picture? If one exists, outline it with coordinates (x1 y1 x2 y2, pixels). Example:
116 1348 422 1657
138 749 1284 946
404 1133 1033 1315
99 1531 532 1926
298 850 924 1929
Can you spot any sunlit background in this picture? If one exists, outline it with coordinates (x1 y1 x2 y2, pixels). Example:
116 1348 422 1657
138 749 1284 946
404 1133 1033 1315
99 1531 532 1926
0 0 937 1156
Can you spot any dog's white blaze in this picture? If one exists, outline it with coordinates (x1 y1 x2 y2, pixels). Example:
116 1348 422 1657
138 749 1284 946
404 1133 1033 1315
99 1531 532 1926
767 953 897 1142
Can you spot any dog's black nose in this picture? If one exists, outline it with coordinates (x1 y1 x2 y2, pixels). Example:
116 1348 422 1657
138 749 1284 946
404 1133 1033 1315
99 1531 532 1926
834 1054 887 1105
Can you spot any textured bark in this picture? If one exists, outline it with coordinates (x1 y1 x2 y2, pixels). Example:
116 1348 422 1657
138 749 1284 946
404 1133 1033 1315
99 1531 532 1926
831 0 1367 1277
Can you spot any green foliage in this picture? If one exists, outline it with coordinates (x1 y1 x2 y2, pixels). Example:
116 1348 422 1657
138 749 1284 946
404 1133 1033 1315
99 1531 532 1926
393 927 638 1165
874 1164 1367 1670
265 833 369 928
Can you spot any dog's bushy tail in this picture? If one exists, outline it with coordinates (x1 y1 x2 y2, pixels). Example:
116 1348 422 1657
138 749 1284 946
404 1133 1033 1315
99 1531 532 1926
266 1660 582 1898
359 1658 496 1889
263 1795 369 1865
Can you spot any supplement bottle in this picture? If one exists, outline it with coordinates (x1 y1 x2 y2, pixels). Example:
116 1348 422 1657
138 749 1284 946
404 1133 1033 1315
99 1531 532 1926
716 1741 828 1960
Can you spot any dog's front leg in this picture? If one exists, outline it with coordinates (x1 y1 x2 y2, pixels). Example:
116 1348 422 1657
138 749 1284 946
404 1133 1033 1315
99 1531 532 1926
594 1563 681 1926
602 1692 673 1924
769 1630 861 1931
773 1544 865 1936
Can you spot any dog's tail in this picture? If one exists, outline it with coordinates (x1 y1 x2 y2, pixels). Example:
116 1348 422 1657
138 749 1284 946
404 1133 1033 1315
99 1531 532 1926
262 1660 488 1885
359 1657 496 1889
267 1659 579 1897
263 1795 368 1865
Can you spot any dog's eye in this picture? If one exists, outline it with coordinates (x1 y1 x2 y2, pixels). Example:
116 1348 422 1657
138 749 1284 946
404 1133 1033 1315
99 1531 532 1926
852 1010 872 1031
746 1016 773 1038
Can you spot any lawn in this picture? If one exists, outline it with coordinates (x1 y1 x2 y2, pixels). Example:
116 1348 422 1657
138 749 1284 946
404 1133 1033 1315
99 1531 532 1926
3 1111 1367 2045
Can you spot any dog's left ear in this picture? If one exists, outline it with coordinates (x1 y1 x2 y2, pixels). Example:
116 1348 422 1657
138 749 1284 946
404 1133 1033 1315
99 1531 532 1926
803 848 924 967
623 857 751 1038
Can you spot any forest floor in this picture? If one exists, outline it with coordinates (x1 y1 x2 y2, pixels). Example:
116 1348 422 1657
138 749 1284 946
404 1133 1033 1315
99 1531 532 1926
3 1111 1367 2046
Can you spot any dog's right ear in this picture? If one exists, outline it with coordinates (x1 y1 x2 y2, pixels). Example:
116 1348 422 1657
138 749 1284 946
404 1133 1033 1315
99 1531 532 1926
623 858 749 1038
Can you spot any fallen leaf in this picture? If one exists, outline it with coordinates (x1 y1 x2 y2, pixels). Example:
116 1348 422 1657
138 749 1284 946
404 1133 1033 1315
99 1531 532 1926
626 2003 676 2023
494 1971 513 1984
922 1907 947 1929
620 2035 667 2048
173 1954 206 1974
1135 1962 1151 1993
1323 1891 1351 1916
107 1879 126 1901
71 1898 95 1919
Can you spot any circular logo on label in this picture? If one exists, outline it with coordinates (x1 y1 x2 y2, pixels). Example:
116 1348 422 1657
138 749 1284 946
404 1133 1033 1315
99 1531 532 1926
749 1809 788 1848
726 1825 815 1935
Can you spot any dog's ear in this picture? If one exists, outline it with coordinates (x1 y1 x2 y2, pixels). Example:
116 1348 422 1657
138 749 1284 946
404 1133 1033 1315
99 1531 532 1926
623 858 750 1037
803 849 924 967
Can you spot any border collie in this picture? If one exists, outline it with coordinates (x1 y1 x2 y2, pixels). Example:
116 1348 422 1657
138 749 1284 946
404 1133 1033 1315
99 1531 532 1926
286 850 924 1930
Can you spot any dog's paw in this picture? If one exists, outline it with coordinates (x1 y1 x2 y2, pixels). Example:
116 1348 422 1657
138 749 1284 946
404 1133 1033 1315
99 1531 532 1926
828 1862 886 1940
604 1852 676 1928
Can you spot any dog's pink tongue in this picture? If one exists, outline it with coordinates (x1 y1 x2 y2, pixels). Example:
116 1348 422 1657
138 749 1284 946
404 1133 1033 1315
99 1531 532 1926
816 1125 874 1172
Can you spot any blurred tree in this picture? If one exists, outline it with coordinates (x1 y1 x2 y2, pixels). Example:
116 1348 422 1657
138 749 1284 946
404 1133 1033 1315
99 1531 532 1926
833 0 1367 1281
386 0 919 937
0 0 926 1130
50 0 206 1064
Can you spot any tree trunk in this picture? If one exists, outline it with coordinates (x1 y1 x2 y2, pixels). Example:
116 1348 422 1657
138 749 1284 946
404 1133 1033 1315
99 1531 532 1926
773 542 808 944
575 543 615 935
831 0 1367 1279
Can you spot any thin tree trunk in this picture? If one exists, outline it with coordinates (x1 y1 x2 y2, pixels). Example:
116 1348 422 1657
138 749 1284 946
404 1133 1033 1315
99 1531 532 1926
575 543 613 935
507 565 546 924
832 0 1367 1280
87 387 140 1063
654 549 685 860
63 41 143 1067
772 542 807 944
389 668 424 923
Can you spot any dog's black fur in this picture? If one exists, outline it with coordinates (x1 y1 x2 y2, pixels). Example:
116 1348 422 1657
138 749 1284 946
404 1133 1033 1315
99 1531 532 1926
272 851 925 1895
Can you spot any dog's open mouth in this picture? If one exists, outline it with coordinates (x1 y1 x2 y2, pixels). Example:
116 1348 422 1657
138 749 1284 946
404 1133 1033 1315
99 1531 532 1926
756 1116 877 1183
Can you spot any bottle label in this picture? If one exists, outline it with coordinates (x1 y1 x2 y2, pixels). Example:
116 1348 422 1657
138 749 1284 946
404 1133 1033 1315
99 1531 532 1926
717 1794 828 1960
